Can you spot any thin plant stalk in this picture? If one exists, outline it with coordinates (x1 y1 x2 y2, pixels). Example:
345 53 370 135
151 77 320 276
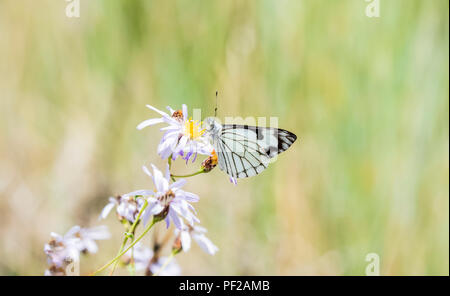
109 198 148 275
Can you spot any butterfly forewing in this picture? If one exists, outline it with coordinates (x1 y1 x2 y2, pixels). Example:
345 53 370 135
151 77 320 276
214 124 297 179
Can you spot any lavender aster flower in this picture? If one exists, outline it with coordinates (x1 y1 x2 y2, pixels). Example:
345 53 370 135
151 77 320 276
100 194 146 224
69 225 110 254
124 242 181 276
123 242 154 272
44 225 109 275
137 104 213 162
44 232 80 276
140 164 200 230
100 165 199 229
149 255 181 276
175 225 219 255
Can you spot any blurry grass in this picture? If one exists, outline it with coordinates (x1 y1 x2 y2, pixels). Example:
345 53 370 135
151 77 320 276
0 0 448 275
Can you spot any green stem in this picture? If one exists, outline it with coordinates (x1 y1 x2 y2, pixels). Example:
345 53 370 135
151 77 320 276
92 207 157 276
109 199 148 275
168 156 176 182
109 236 128 276
171 169 205 178
91 218 157 275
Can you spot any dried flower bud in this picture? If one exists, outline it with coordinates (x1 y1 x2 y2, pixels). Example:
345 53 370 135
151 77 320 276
201 150 218 172
172 235 182 254
171 110 183 122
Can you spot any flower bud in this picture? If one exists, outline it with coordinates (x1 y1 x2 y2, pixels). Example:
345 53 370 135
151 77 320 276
201 150 218 172
171 110 183 122
172 235 182 254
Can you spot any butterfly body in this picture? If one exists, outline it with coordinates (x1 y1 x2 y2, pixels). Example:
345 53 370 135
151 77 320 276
204 117 297 179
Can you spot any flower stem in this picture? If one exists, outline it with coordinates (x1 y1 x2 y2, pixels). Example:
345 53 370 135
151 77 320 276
109 199 148 275
171 169 205 178
168 156 176 181
91 215 158 276
108 236 128 276
91 219 157 275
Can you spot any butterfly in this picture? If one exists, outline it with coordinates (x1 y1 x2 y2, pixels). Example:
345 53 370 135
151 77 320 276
204 117 297 181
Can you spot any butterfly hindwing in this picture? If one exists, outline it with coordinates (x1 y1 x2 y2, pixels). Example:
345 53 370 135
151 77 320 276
215 125 297 179
216 135 270 178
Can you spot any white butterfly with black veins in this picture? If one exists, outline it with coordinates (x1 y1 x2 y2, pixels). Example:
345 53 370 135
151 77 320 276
204 117 297 180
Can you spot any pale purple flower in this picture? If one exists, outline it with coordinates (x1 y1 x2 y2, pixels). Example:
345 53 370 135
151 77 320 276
149 255 181 276
44 232 80 276
100 195 146 224
44 225 109 275
139 164 200 230
100 165 199 229
137 104 213 162
176 225 219 255
69 225 110 254
124 242 181 276
124 242 154 272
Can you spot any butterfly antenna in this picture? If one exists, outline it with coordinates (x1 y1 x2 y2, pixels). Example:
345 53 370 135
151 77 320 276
214 90 218 117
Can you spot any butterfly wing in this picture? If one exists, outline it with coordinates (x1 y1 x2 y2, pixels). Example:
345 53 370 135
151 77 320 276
215 125 297 179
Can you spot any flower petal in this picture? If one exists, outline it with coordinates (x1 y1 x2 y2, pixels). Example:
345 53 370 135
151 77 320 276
165 216 170 228
141 207 152 226
84 226 110 240
83 239 99 254
142 201 164 226
168 208 184 230
180 230 191 252
160 125 180 132
122 190 154 198
170 179 187 190
193 225 207 233
99 202 115 220
193 234 219 255
64 226 81 239
166 106 176 115
146 104 171 118
136 118 165 130
171 200 198 226
175 136 188 152
182 104 188 121
151 164 169 193
179 191 199 202
142 165 153 179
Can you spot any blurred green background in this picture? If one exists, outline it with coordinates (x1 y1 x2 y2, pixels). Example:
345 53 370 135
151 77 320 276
0 0 448 275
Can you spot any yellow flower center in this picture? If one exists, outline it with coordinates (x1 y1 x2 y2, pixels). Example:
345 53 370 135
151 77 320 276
183 118 205 140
